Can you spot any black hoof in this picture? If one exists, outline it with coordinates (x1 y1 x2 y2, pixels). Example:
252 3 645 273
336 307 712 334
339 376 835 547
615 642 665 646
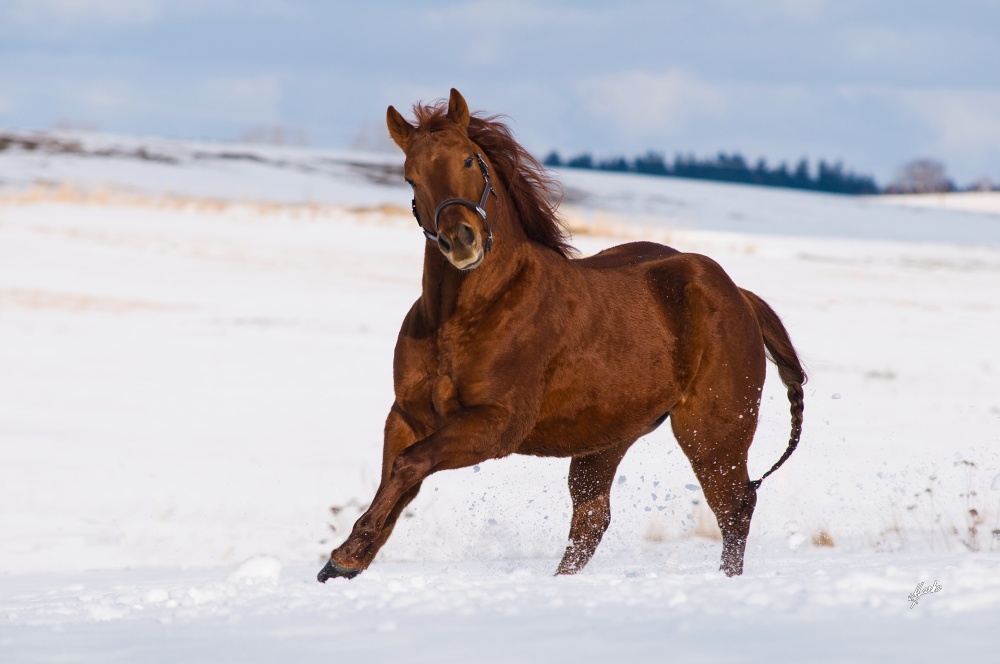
317 559 362 583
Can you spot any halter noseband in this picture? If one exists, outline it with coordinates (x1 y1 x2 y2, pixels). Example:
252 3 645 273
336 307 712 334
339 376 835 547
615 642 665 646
410 152 495 254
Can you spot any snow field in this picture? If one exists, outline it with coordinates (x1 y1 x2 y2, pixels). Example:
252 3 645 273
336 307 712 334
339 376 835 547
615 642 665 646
2 146 1000 660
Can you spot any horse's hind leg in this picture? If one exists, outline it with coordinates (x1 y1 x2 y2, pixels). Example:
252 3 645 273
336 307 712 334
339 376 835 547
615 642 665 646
556 442 632 575
671 401 760 577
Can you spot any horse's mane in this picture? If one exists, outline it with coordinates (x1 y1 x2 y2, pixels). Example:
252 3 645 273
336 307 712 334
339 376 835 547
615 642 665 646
412 102 575 258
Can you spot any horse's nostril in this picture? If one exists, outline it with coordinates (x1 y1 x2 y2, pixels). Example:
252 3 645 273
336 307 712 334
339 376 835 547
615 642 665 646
438 236 452 253
458 224 476 248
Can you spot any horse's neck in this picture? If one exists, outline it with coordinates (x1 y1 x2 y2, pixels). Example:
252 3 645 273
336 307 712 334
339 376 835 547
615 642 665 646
419 248 463 326
419 223 531 329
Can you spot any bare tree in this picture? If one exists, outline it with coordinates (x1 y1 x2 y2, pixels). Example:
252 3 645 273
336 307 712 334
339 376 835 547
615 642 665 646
968 177 997 192
887 158 954 194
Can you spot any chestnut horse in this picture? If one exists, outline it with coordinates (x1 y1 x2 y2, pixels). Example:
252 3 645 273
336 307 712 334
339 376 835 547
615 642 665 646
319 89 805 581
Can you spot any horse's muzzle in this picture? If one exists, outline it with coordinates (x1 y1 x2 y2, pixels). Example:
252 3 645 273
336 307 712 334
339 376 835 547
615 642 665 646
439 221 485 270
453 249 485 271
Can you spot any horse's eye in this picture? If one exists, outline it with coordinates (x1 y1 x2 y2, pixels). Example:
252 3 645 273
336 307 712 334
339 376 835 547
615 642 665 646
405 178 415 188
464 157 473 169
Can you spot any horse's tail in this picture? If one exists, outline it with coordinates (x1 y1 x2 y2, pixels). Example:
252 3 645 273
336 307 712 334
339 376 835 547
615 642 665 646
740 288 807 490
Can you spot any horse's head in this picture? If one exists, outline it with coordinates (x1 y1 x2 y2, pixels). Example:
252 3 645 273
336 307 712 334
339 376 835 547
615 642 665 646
387 88 495 271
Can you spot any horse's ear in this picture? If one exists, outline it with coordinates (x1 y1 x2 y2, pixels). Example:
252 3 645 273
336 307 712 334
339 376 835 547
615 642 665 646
447 88 470 133
386 105 415 150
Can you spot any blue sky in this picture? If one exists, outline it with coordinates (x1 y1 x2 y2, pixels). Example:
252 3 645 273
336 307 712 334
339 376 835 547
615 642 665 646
2 0 999 184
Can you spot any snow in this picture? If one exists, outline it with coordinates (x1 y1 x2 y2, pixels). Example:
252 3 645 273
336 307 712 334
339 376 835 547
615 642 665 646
3 557 999 662
877 191 1000 215
229 556 282 586
2 135 1000 661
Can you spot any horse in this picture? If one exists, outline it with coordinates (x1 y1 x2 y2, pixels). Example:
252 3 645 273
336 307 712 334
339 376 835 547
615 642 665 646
318 88 806 581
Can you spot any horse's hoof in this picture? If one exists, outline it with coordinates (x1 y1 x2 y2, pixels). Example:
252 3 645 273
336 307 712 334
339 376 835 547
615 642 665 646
317 559 362 583
720 562 744 577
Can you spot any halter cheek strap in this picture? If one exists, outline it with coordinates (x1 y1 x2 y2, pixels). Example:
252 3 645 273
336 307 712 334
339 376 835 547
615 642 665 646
410 153 495 254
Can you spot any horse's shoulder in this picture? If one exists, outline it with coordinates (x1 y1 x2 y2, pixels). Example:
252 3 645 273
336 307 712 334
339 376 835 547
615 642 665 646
397 298 430 338
574 241 681 270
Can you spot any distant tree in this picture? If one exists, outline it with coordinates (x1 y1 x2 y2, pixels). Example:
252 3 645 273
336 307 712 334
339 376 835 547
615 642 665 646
673 153 695 178
543 151 562 167
634 151 668 175
887 159 954 194
792 158 811 189
598 156 630 172
817 160 841 191
714 153 751 184
770 162 790 187
567 153 594 169
550 146 881 194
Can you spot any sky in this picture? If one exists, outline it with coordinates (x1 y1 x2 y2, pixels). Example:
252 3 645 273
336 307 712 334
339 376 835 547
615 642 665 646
2 0 1000 185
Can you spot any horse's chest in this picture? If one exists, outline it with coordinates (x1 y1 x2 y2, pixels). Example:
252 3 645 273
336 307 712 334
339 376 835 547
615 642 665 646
397 350 463 427
429 373 461 417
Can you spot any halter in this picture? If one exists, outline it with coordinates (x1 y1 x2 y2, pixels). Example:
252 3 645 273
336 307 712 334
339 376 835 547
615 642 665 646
410 152 495 253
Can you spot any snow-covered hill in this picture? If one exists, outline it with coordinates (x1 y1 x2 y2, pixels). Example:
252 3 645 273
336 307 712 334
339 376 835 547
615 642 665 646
1 132 999 663
3 129 1000 244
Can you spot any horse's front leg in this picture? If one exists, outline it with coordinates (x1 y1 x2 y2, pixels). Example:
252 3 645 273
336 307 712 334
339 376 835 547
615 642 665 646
318 404 511 581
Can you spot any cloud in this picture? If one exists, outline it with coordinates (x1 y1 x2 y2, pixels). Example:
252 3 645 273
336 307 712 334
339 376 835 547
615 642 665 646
713 0 827 23
896 88 1000 176
165 0 303 21
840 26 934 70
194 75 282 123
415 1 601 68
420 0 594 31
777 0 826 22
0 65 284 129
2 0 160 27
75 79 135 110
580 69 726 138
904 90 1000 148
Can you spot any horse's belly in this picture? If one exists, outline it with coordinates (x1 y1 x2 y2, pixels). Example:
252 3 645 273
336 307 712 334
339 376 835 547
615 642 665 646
518 307 681 457
518 375 676 457
519 406 668 457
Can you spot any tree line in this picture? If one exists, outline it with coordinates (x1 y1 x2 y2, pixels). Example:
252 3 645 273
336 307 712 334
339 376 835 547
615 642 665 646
543 150 880 195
